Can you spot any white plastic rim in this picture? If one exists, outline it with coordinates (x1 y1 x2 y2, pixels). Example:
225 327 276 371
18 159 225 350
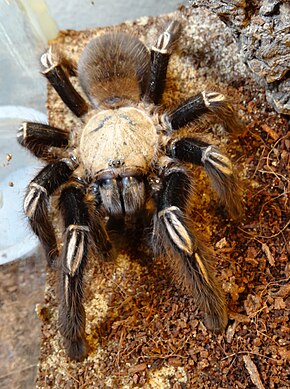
0 105 47 121
0 105 47 264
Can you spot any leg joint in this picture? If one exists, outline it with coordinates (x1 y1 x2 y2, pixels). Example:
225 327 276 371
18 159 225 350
158 206 193 255
65 225 89 277
24 183 48 218
202 146 233 175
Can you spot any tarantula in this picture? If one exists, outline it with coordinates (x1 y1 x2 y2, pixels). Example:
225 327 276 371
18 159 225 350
18 18 242 361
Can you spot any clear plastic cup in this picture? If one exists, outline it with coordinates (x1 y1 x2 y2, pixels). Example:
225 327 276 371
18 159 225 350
0 106 46 389
0 106 46 264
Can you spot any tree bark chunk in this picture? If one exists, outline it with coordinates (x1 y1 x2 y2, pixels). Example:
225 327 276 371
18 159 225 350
190 0 290 115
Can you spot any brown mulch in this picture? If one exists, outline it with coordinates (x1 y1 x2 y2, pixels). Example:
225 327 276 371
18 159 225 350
0 253 46 389
34 8 289 389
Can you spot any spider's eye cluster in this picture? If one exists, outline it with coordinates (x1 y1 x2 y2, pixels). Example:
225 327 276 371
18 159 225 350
108 158 125 168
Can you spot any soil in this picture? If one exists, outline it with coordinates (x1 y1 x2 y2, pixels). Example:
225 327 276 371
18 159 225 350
6 7 289 389
0 252 46 389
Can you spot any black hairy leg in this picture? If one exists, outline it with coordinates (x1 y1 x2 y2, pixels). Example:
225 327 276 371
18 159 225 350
153 165 228 332
58 185 90 361
41 47 89 117
145 20 181 105
167 91 242 133
167 137 242 217
24 160 74 265
17 122 69 160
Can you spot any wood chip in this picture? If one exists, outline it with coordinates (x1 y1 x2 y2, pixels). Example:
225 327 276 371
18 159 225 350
168 358 183 367
228 312 251 323
274 297 286 310
226 320 238 343
261 124 279 141
133 373 139 384
128 363 147 374
278 347 290 361
243 355 265 389
215 237 228 249
271 283 290 298
261 243 275 266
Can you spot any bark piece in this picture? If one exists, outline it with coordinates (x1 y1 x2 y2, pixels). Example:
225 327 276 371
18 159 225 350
190 0 290 114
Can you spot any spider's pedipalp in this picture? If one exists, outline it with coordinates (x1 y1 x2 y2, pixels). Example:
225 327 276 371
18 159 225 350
24 161 75 265
18 122 69 160
41 48 88 117
85 187 113 260
167 137 242 218
168 91 242 133
153 165 228 332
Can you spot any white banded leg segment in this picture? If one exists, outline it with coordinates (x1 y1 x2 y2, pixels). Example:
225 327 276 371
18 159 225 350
157 205 212 286
65 225 90 277
201 145 233 176
158 206 193 255
155 206 227 331
153 20 181 54
201 91 226 108
41 47 88 117
201 145 241 217
146 20 181 105
17 122 27 144
24 183 48 218
41 46 56 71
167 89 241 133
158 207 211 285
202 90 242 133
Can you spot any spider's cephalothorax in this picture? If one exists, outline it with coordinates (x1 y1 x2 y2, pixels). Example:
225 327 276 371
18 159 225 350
18 19 243 360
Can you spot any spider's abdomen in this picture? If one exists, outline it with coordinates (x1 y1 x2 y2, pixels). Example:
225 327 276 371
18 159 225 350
78 33 150 108
80 107 158 176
